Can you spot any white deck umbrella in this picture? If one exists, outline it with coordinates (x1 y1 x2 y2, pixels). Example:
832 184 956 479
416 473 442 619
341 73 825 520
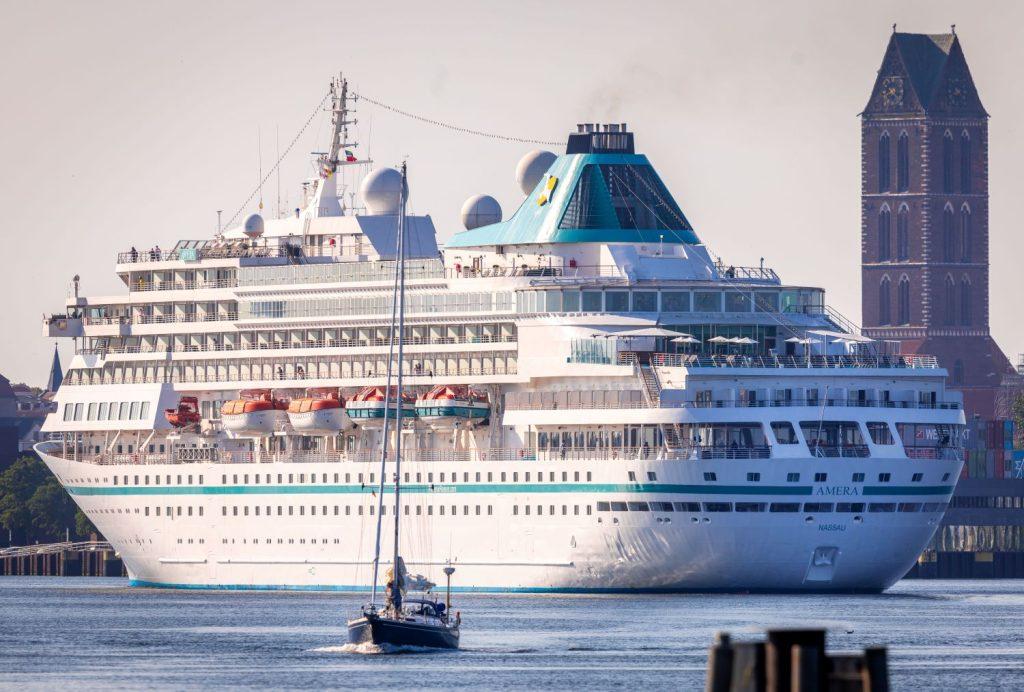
707 336 732 344
732 337 758 345
672 336 700 344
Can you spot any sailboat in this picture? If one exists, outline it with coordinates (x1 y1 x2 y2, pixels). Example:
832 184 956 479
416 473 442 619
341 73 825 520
346 162 461 650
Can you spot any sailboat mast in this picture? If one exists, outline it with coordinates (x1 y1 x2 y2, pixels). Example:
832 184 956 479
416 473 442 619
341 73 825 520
368 172 405 607
391 162 408 593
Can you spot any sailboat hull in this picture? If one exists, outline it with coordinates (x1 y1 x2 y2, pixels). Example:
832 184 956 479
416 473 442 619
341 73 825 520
347 613 459 649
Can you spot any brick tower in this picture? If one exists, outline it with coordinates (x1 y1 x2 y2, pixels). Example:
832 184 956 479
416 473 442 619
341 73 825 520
860 29 1013 418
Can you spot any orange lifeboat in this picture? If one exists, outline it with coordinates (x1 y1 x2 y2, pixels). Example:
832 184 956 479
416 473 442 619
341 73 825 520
220 389 288 435
165 396 201 428
346 385 416 428
414 385 490 429
287 388 354 434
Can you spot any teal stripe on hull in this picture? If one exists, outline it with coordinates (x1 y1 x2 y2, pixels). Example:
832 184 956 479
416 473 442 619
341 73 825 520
66 483 955 498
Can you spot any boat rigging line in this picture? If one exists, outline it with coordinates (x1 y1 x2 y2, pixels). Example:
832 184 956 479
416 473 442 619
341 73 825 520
354 92 567 146
221 90 332 232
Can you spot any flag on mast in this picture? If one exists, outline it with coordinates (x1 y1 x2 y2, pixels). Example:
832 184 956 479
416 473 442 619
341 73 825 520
344 149 357 162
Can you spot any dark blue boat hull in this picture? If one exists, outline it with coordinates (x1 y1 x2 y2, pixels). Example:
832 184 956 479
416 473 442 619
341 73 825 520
347 613 459 650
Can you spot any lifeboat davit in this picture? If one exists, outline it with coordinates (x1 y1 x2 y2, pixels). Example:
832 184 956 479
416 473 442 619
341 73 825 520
414 384 490 429
220 390 288 435
287 388 354 434
346 386 416 428
165 396 201 428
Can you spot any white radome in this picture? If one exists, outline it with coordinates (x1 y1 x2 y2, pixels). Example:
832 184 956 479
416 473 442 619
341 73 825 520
360 167 406 215
460 194 502 230
515 150 557 195
243 213 265 239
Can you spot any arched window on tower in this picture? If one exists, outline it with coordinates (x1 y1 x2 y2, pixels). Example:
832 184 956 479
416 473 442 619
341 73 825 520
942 131 954 193
897 132 910 192
960 278 972 326
960 206 972 262
896 205 909 260
897 276 911 325
943 275 956 326
879 277 891 325
878 132 891 192
878 207 891 261
942 206 955 262
952 359 964 385
960 132 972 194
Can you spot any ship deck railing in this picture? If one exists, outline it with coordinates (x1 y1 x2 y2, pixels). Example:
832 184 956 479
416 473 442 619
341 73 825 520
506 397 961 411
117 245 288 264
76 334 517 356
640 352 941 370
46 442 965 467
127 278 239 292
49 445 773 467
0 541 113 559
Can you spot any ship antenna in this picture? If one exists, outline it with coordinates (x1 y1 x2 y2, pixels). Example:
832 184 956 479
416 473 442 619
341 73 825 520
257 126 263 211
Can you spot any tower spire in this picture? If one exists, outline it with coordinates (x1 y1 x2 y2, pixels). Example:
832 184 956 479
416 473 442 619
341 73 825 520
47 344 63 393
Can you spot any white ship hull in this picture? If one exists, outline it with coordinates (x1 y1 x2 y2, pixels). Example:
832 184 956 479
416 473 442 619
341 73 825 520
39 446 960 592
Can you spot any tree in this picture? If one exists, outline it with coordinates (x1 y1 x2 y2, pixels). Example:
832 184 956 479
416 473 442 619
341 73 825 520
0 455 97 545
1012 393 1024 448
0 456 48 544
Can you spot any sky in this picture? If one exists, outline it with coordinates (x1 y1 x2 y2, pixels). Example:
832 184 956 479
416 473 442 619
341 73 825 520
1 0 1022 386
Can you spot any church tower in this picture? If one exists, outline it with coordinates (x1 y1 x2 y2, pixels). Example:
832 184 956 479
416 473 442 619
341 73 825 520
861 29 1013 418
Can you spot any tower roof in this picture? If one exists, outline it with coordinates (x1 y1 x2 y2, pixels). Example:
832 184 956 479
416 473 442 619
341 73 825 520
47 344 62 393
863 31 987 117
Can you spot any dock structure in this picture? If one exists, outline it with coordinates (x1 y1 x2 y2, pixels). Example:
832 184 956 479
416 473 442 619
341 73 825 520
706 628 888 692
0 541 124 577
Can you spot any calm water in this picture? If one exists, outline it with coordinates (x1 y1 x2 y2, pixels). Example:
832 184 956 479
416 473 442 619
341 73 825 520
1 578 1022 690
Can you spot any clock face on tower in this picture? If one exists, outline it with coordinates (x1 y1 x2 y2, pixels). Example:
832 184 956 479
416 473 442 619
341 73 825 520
947 78 968 107
880 76 904 107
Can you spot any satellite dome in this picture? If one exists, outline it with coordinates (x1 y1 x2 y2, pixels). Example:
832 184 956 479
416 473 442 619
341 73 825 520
243 213 264 239
460 194 502 230
360 167 406 215
515 150 557 195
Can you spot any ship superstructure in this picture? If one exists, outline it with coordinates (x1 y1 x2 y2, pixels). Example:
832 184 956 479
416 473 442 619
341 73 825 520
37 84 964 592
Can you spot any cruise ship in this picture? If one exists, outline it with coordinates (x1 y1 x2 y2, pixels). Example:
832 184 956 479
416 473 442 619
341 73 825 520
37 79 965 592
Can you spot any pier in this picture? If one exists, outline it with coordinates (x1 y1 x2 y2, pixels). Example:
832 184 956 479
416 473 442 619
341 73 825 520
0 541 124 577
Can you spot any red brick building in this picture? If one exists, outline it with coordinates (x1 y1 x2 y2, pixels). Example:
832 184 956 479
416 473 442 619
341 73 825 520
860 30 1014 418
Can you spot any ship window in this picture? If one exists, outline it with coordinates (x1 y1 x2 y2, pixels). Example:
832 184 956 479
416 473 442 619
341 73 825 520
605 291 629 312
868 503 896 512
63 404 72 421
581 291 602 311
912 473 923 482
694 291 721 312
898 503 922 512
512 505 518 515
852 473 865 482
660 291 690 312
647 472 657 481
609 502 627 511
703 502 732 512
754 292 779 313
769 503 800 513
735 503 766 512
724 292 751 312
787 473 800 482
628 471 636 482
867 422 894 445
703 472 717 482
746 473 760 482
771 422 799 444
803 503 833 513
837 503 866 513
651 502 673 512
631 291 657 312
814 473 827 482
878 473 891 482
627 502 650 511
